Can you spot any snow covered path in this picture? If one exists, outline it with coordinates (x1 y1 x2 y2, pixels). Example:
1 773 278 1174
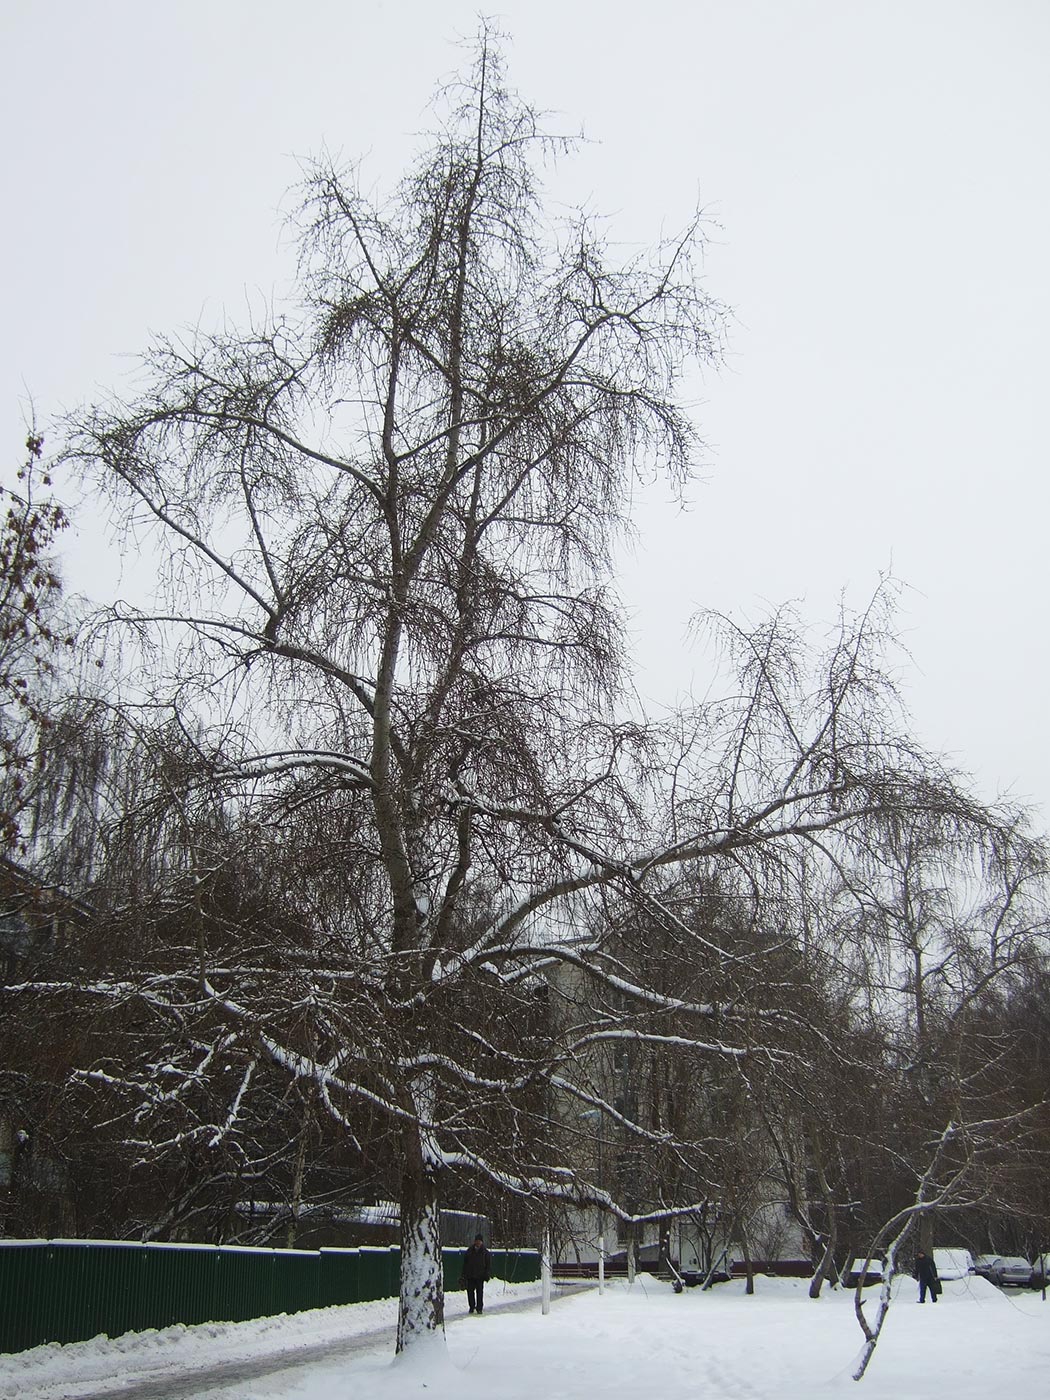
0 1281 550 1400
4 1274 1049 1400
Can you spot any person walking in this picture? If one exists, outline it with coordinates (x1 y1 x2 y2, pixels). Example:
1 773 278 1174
461 1234 492 1314
915 1250 940 1303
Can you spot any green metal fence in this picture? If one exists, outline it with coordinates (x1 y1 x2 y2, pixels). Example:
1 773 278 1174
0 1239 540 1355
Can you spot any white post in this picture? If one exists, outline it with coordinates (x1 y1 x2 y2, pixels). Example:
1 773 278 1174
598 1228 606 1295
541 1228 552 1315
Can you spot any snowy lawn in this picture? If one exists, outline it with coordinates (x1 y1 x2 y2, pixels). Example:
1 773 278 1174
4 1274 1049 1400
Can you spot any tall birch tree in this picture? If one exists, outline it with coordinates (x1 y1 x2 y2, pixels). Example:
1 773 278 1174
37 34 1037 1354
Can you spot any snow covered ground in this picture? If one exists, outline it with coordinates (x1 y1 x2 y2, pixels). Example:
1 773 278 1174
4 1273 1049 1400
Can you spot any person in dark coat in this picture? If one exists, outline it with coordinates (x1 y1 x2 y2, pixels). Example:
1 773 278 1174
914 1250 940 1303
461 1234 491 1314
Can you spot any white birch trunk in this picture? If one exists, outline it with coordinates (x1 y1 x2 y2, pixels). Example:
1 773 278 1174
396 1115 445 1353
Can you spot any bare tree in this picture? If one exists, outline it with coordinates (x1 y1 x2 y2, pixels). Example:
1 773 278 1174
15 33 1036 1357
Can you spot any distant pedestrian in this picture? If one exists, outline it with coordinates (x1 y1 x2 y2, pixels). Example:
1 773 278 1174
915 1250 940 1303
461 1234 492 1314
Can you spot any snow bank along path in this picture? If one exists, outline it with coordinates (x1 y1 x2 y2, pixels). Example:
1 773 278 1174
4 1274 1050 1400
0 1280 545 1400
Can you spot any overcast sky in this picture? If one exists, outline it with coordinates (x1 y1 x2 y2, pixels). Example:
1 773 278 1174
2 1 1048 822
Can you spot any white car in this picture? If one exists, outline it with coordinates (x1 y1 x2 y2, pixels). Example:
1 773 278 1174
932 1248 972 1281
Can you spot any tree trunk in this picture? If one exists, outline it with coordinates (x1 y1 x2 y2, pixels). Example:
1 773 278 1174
807 1147 839 1298
809 1231 837 1299
740 1224 755 1295
396 1124 445 1353
917 1213 934 1254
284 1097 310 1250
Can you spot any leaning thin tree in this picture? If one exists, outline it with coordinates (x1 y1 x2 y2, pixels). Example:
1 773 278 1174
50 34 1033 1353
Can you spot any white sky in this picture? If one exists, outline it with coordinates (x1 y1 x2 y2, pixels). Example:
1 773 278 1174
2 1 1048 821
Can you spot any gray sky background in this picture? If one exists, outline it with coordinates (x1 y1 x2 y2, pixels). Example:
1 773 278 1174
2 1 1048 821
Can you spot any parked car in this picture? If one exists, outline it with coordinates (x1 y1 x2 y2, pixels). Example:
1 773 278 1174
1030 1255 1050 1290
932 1248 973 1281
678 1267 731 1287
845 1257 884 1287
972 1254 1000 1281
989 1255 1033 1287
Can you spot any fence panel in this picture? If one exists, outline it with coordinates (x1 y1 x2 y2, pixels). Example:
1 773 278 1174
271 1248 322 1317
143 1244 217 1329
319 1247 360 1307
497 1248 541 1283
357 1245 392 1303
442 1247 466 1293
0 1242 52 1353
0 1236 538 1354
